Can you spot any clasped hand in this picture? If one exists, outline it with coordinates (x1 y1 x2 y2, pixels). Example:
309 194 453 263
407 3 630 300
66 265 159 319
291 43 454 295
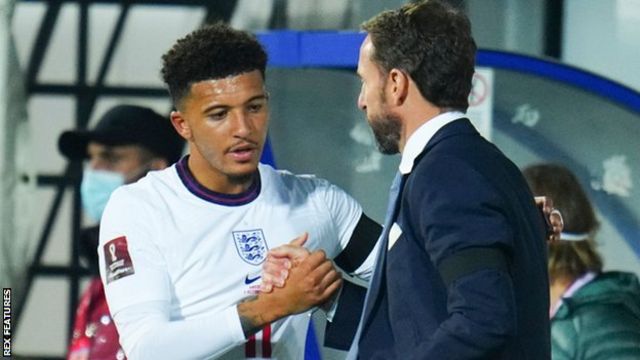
260 233 342 314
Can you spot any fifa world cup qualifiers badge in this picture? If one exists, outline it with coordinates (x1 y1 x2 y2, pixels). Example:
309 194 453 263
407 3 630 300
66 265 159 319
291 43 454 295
104 236 136 283
3 288 10 358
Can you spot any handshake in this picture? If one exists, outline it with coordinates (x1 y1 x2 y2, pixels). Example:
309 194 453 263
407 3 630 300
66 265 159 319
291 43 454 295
247 197 563 333
259 233 342 314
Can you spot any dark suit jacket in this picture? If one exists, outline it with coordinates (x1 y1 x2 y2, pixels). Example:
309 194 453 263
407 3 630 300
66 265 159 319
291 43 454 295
353 118 550 359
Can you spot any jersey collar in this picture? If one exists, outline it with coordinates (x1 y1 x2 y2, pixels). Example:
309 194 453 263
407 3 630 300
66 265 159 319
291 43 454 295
176 155 261 206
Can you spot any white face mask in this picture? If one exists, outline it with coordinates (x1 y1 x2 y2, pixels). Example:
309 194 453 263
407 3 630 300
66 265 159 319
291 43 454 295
80 168 125 222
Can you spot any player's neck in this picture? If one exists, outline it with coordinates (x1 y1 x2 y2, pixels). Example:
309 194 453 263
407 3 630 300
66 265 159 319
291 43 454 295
187 154 257 195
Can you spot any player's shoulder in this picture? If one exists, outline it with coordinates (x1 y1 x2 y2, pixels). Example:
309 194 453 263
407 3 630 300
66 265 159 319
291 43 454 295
110 165 178 206
259 163 332 192
257 164 357 210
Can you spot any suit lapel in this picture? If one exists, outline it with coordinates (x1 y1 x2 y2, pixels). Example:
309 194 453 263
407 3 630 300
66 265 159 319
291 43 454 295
360 173 406 335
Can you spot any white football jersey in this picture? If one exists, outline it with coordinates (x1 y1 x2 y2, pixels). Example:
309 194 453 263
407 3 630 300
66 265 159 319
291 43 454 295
99 158 364 359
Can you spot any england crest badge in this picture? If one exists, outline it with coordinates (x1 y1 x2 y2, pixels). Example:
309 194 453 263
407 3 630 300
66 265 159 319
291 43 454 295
232 229 268 265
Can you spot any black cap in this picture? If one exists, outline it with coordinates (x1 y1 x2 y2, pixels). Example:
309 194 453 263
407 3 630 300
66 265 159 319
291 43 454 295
58 105 185 164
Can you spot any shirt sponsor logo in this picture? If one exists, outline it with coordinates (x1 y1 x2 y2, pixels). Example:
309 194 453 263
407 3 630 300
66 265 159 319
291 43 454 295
244 274 262 285
103 236 135 283
232 229 268 265
244 270 263 295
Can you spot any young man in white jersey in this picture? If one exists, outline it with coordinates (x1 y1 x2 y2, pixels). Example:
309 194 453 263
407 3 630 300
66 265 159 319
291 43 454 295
61 105 185 360
98 24 382 359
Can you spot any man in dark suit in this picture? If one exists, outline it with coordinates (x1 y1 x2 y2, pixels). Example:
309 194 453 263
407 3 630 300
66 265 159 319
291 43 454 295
344 0 551 358
262 1 554 358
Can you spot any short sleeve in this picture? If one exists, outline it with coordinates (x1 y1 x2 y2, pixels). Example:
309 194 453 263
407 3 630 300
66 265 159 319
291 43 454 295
316 179 363 252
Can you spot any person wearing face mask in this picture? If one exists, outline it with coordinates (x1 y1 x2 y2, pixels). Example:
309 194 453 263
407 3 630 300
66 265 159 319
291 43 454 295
58 104 185 360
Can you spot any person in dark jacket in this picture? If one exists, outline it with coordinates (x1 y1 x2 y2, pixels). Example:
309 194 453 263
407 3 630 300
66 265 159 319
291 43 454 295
264 1 560 358
524 163 640 360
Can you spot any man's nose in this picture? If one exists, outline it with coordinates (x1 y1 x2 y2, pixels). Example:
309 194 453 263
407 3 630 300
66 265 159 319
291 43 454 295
88 157 109 170
232 111 253 137
357 91 367 111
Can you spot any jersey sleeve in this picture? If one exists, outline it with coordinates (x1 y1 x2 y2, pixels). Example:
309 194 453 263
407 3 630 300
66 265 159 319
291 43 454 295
98 186 171 314
313 179 381 281
317 179 363 252
113 301 245 360
99 185 246 359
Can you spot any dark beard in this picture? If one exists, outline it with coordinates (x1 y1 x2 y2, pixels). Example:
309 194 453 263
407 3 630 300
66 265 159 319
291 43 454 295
370 114 401 155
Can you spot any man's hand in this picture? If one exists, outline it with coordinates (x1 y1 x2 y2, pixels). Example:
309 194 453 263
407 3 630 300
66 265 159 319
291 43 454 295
237 248 343 337
261 233 310 292
534 196 563 243
264 249 343 315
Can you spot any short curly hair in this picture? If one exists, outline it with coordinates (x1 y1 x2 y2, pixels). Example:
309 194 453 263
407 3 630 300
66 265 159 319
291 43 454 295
161 23 267 108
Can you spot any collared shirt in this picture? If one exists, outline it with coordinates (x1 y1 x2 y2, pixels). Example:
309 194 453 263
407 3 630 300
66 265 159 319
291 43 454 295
399 111 465 174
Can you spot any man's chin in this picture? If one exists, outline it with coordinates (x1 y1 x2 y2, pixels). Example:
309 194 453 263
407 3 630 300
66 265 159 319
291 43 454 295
373 131 400 155
369 115 401 155
228 162 260 181
377 145 399 155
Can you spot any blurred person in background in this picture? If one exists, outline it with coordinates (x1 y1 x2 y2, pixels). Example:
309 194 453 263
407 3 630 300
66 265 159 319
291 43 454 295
58 104 184 360
524 163 640 360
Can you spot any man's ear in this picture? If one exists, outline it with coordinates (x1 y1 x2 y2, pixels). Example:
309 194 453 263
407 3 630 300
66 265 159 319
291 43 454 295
170 110 191 140
387 68 409 106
